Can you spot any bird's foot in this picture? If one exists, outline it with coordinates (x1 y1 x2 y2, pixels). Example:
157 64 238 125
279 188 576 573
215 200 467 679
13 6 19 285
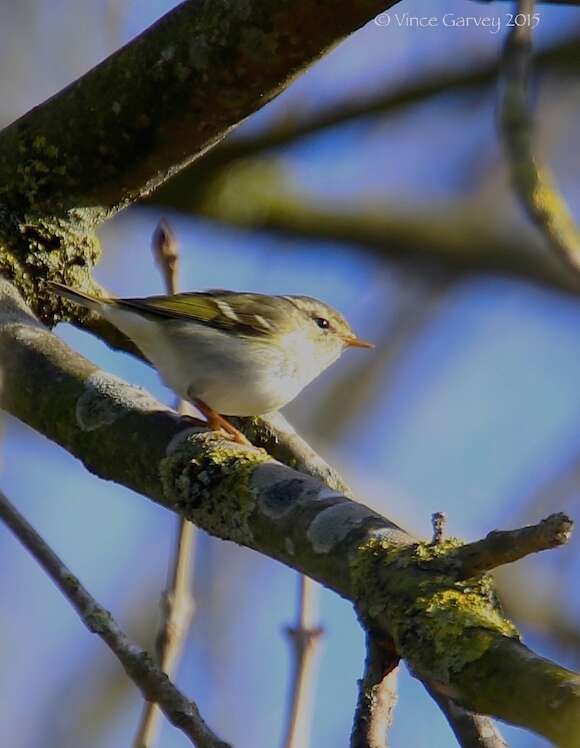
193 399 251 446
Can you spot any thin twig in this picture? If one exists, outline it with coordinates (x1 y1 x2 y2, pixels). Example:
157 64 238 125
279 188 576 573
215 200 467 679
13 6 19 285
431 512 447 545
499 0 580 273
134 219 198 748
0 489 229 748
452 512 574 579
151 219 180 295
351 626 400 748
282 575 324 748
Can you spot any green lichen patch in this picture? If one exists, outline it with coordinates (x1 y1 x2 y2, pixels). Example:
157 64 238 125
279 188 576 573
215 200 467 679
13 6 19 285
160 431 271 545
351 535 519 683
85 605 115 634
0 209 101 324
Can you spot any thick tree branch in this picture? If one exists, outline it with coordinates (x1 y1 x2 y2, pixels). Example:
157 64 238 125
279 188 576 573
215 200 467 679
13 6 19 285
233 410 355 497
0 489 228 748
0 0 401 320
0 0 401 219
1 279 579 747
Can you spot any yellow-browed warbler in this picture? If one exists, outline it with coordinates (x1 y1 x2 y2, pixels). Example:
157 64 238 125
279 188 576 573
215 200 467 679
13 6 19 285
48 282 373 441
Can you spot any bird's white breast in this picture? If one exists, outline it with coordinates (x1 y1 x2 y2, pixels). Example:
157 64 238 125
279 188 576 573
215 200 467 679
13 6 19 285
101 307 336 416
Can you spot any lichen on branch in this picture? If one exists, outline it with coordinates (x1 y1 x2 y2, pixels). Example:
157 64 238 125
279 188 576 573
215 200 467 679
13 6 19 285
351 535 518 685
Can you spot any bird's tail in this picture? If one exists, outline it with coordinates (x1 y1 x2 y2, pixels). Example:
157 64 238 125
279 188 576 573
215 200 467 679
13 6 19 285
46 281 109 312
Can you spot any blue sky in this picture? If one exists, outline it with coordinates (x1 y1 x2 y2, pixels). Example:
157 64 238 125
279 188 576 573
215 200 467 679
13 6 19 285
1 1 580 747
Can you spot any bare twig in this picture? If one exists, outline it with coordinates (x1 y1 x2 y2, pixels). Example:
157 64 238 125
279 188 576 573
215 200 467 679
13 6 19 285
431 512 447 545
351 627 400 748
134 220 198 748
499 0 580 273
151 219 179 295
453 512 574 579
282 575 324 748
0 489 229 748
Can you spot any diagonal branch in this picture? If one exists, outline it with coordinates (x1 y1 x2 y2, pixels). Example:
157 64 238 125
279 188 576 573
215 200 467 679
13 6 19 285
1 279 579 747
0 489 229 748
0 0 402 220
425 686 509 748
0 0 403 321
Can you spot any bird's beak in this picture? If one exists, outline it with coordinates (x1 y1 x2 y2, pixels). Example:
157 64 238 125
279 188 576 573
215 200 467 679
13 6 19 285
344 336 374 349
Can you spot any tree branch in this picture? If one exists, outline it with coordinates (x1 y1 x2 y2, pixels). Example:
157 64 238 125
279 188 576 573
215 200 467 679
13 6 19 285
0 489 229 748
1 279 579 747
425 686 509 748
499 0 580 273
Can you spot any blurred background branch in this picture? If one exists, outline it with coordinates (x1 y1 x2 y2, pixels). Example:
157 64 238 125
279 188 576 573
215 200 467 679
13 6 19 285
282 575 324 748
148 161 580 298
500 0 580 273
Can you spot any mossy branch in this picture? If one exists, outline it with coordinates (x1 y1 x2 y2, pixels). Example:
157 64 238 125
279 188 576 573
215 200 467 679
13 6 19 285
1 279 578 747
0 0 401 321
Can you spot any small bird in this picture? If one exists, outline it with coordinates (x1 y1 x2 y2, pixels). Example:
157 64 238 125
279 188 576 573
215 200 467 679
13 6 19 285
48 282 373 442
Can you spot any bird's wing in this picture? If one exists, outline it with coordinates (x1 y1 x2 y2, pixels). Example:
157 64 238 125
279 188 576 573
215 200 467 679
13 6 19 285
114 291 292 336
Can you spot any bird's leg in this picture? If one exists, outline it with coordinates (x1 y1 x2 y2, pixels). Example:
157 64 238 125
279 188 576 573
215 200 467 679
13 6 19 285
193 398 251 446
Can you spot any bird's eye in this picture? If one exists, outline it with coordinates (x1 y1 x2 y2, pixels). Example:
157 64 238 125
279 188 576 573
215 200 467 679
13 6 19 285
315 317 330 330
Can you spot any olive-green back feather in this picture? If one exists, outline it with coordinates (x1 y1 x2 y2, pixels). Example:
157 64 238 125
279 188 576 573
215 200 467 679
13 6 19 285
113 290 296 337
